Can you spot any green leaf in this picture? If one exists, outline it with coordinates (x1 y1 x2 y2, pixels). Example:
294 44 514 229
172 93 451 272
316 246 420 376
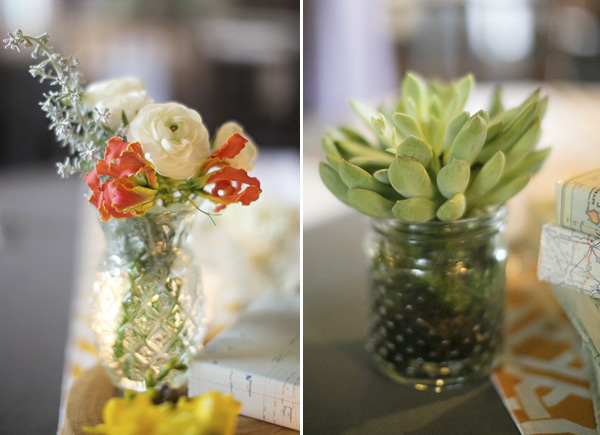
325 153 342 171
392 197 436 223
396 136 433 167
466 151 505 200
447 114 487 164
436 193 466 221
321 134 341 157
338 127 371 146
388 156 435 199
475 174 531 207
393 113 423 139
477 100 538 163
442 111 469 152
334 139 392 161
347 188 394 218
425 115 444 156
402 72 427 111
319 162 349 205
485 120 504 143
339 160 397 197
489 88 504 118
503 117 541 173
348 155 394 173
436 159 470 199
502 147 550 180
373 169 390 184
121 110 129 127
349 100 379 131
349 100 392 148
444 74 474 119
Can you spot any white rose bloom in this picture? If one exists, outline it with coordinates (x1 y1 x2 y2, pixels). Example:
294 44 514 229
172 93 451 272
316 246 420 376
128 102 211 179
84 77 151 130
213 121 258 172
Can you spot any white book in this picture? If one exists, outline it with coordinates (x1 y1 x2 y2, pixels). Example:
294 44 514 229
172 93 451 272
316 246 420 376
189 293 300 430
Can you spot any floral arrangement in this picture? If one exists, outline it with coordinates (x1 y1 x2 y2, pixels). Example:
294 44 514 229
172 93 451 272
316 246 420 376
4 30 261 221
319 72 549 222
85 360 241 435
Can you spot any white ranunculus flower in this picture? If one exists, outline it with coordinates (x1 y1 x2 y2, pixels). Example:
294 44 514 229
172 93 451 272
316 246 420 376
84 77 151 131
128 102 211 179
213 121 258 172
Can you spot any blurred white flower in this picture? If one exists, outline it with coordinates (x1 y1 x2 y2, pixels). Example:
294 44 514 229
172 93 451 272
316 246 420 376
128 102 211 179
213 121 258 172
84 77 151 131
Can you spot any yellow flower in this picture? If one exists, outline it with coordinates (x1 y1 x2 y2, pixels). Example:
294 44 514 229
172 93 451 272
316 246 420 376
84 391 241 435
158 392 241 435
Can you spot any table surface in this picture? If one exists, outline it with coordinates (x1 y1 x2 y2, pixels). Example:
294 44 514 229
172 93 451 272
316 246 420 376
303 212 521 435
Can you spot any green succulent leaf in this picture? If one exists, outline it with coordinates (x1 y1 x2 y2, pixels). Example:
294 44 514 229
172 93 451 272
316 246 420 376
338 126 371 146
466 151 505 200
392 113 423 139
319 162 349 205
442 111 469 152
489 88 504 118
388 156 436 199
475 174 531 207
444 74 473 119
436 193 466 221
485 120 504 143
334 139 392 161
373 169 391 184
447 114 487 164
503 117 541 173
396 136 433 167
348 155 394 173
478 99 538 163
436 159 470 199
349 100 392 148
347 188 394 218
339 160 398 198
322 134 341 157
402 72 427 115
392 197 436 223
325 153 342 171
502 147 550 180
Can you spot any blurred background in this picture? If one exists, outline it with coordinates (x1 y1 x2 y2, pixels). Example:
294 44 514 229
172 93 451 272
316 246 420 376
0 0 300 167
305 0 600 125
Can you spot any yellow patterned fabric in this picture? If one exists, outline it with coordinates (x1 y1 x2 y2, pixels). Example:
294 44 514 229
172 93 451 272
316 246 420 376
492 259 598 435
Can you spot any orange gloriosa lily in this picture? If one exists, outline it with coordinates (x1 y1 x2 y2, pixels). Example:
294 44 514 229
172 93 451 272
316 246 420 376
196 133 262 211
84 137 158 222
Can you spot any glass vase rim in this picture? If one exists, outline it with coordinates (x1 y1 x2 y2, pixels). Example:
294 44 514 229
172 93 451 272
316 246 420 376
370 205 507 235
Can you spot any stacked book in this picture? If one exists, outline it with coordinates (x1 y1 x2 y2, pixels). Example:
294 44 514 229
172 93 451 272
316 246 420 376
538 168 600 412
189 293 300 431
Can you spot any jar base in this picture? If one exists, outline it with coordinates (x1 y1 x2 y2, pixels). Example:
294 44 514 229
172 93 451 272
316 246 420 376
371 353 502 392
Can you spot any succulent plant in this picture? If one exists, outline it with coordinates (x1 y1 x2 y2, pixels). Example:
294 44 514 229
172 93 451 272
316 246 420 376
319 73 550 222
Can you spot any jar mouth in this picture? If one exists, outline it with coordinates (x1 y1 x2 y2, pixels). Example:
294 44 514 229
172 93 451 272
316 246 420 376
371 206 507 237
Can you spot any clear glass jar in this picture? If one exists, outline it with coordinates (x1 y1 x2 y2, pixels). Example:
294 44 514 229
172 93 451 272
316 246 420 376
91 207 206 391
364 207 508 391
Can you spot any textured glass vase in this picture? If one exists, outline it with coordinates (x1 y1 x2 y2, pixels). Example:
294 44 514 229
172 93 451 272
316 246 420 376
91 207 205 391
364 207 508 391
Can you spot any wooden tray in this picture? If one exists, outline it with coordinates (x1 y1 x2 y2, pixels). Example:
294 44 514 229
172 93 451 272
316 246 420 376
61 365 297 434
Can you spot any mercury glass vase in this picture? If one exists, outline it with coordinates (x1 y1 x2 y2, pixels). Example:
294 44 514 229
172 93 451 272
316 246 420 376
364 207 508 391
91 207 206 391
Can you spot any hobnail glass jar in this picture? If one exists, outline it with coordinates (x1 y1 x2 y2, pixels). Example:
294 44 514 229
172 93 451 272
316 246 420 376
364 207 508 391
91 207 206 391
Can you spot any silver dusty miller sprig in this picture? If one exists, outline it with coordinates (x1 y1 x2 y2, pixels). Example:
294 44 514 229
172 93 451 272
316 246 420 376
4 29 111 176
